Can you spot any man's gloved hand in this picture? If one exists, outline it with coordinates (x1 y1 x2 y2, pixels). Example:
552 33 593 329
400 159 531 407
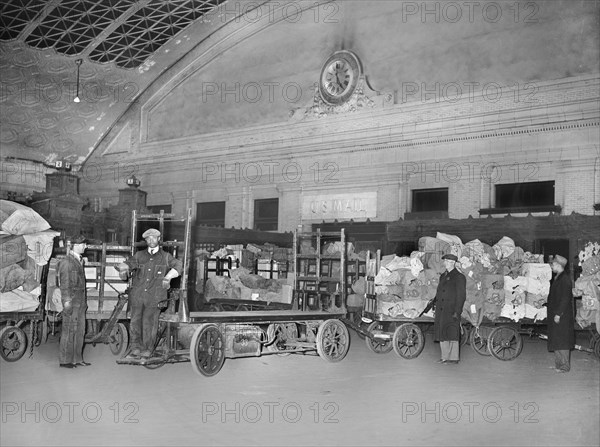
62 301 73 316
161 278 170 290
554 315 561 324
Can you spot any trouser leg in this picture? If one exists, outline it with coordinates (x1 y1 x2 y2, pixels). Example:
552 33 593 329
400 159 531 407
72 302 86 363
142 301 160 352
447 340 459 361
554 350 570 371
440 341 450 361
129 297 143 351
59 313 74 364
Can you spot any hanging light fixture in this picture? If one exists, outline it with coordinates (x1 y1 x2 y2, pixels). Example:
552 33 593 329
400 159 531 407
73 59 82 103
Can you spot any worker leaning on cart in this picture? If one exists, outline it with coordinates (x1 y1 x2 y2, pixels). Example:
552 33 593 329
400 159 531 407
57 235 91 368
116 229 183 360
433 253 467 365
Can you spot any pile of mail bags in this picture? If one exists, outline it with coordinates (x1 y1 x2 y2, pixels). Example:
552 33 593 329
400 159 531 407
574 242 600 332
373 232 549 323
0 200 59 312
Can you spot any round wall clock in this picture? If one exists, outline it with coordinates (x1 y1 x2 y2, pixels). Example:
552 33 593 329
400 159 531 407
318 50 362 105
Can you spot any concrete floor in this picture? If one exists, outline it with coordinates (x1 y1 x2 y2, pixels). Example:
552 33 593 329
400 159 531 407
1 328 599 447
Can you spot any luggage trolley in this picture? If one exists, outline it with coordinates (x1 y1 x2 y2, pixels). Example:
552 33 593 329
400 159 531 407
121 227 352 376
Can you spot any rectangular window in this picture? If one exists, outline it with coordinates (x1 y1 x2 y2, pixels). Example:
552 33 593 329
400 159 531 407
197 201 226 227
495 181 554 208
254 198 279 231
412 188 449 212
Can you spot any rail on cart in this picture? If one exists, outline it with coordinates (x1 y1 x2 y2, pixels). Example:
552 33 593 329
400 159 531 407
122 227 352 377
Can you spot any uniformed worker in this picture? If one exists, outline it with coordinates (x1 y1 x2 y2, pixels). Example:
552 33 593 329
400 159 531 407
433 253 467 364
57 235 90 368
117 228 182 360
547 254 575 373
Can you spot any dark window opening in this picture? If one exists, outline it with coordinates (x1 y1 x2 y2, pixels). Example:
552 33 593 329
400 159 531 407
412 188 449 212
254 198 279 231
495 181 554 208
197 201 226 228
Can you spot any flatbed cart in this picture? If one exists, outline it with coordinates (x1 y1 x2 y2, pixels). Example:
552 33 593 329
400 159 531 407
46 242 132 356
465 317 600 361
0 263 50 362
118 226 352 375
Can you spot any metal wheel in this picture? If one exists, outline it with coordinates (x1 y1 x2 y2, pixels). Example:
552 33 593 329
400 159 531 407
109 322 129 356
0 326 28 362
190 324 225 377
316 319 350 363
470 326 492 356
488 326 523 361
267 323 298 356
392 323 425 359
594 337 600 360
365 321 393 354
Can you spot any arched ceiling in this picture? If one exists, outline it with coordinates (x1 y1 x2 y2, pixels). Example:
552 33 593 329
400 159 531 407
0 0 234 165
1 0 598 169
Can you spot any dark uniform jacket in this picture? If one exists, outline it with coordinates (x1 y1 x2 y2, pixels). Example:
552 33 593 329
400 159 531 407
547 271 575 351
57 253 86 306
125 249 183 303
433 267 466 341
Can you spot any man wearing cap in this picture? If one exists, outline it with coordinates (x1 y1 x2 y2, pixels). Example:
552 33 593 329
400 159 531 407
547 254 575 373
57 235 90 368
117 228 182 360
433 253 466 364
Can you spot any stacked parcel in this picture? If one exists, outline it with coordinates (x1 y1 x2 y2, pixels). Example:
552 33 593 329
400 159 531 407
0 200 59 313
574 242 600 333
372 232 549 324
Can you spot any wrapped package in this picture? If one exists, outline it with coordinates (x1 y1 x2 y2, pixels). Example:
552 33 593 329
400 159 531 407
0 200 50 235
436 232 463 257
501 302 526 322
22 230 60 265
0 234 27 269
0 288 40 312
418 237 450 255
493 236 516 260
0 264 27 292
521 263 552 282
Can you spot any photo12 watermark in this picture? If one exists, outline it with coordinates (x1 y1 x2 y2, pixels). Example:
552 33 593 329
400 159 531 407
400 2 540 24
1 401 140 424
218 1 341 25
201 401 340 424
401 401 540 423
401 161 539 184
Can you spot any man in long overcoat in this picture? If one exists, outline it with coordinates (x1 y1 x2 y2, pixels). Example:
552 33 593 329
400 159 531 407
547 254 575 372
57 235 90 368
117 228 182 361
433 253 466 364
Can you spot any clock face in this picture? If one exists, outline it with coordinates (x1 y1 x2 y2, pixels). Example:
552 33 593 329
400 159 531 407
319 50 361 105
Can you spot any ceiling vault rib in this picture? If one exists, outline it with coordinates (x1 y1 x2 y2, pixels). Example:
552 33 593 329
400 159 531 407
79 0 153 59
16 0 64 42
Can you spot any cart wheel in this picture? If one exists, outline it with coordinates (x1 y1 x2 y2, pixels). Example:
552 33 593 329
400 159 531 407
594 336 600 360
0 326 28 362
267 323 298 356
40 318 49 344
392 323 425 359
488 326 523 361
109 323 129 356
365 321 393 354
316 319 350 363
470 326 492 356
190 324 225 377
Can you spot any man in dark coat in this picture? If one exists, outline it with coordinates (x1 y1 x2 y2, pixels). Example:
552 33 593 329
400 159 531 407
433 253 466 364
57 235 90 368
547 254 575 373
117 228 182 361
